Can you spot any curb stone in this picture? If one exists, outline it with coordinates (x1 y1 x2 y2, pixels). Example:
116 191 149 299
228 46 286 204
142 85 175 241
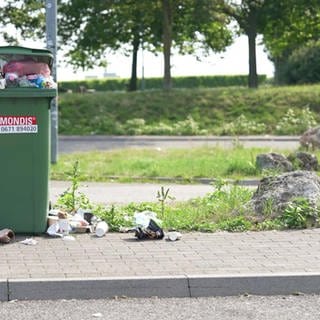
0 280 7 301
8 276 189 301
3 274 320 301
188 274 320 297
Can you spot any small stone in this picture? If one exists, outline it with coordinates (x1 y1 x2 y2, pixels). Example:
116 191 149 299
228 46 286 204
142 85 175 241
287 151 318 171
256 153 293 172
300 126 320 149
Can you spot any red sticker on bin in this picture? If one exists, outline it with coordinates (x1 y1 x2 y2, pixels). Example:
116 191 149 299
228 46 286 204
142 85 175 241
0 116 38 134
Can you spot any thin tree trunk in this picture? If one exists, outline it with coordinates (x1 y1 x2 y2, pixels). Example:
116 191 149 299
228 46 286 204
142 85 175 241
128 34 140 91
247 28 258 88
273 56 287 84
162 0 172 90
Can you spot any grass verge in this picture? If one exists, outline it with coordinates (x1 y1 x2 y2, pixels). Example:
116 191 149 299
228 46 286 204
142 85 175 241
55 178 319 233
51 146 278 182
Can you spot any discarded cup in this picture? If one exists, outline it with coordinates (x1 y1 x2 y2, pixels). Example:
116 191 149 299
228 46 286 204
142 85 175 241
47 215 58 226
58 219 70 236
0 79 6 89
167 231 182 241
95 221 109 237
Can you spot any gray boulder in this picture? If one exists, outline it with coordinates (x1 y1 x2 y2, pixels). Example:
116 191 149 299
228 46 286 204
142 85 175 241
247 170 320 220
287 151 319 171
300 126 320 149
256 153 293 172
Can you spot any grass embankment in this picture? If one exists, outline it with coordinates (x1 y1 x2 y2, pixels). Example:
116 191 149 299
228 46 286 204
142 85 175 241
59 85 320 135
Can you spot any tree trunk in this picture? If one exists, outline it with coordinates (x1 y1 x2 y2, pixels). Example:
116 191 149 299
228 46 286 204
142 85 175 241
273 56 288 84
128 34 140 91
247 28 258 88
162 0 172 90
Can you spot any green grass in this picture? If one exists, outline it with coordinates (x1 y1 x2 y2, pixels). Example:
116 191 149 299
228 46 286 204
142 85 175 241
50 146 272 182
59 85 320 135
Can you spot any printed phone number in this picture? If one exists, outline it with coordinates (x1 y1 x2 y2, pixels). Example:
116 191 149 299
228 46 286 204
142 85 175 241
0 125 38 134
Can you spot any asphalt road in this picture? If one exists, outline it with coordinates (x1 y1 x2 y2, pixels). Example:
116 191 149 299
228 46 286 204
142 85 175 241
1 295 319 320
58 135 300 154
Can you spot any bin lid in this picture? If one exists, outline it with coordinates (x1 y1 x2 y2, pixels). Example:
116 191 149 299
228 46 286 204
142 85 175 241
0 46 53 68
0 88 57 98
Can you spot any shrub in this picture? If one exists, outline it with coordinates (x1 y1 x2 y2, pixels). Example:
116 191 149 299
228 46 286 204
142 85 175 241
275 107 317 135
220 114 266 135
282 40 320 84
279 197 320 229
173 115 202 135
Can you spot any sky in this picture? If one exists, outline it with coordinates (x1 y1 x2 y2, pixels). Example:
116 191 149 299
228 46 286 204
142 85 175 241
21 34 274 81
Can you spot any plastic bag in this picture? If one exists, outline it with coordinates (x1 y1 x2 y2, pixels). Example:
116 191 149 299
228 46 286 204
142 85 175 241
3 59 51 77
134 211 162 228
133 211 164 240
134 219 164 240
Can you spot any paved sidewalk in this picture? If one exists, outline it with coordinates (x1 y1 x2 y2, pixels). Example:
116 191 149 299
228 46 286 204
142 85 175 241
3 230 320 279
50 181 219 204
1 229 320 300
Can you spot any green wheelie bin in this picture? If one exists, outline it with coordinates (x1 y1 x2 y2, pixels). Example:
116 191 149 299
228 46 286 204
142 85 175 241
0 46 57 233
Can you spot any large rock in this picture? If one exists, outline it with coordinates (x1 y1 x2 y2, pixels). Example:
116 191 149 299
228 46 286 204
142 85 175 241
256 153 293 172
300 126 320 149
287 151 319 171
247 170 320 219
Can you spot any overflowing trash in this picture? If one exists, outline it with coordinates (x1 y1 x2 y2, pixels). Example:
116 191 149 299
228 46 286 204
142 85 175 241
46 208 102 238
119 211 182 241
4 59 50 77
0 228 15 244
0 57 56 89
0 207 180 243
133 211 164 240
